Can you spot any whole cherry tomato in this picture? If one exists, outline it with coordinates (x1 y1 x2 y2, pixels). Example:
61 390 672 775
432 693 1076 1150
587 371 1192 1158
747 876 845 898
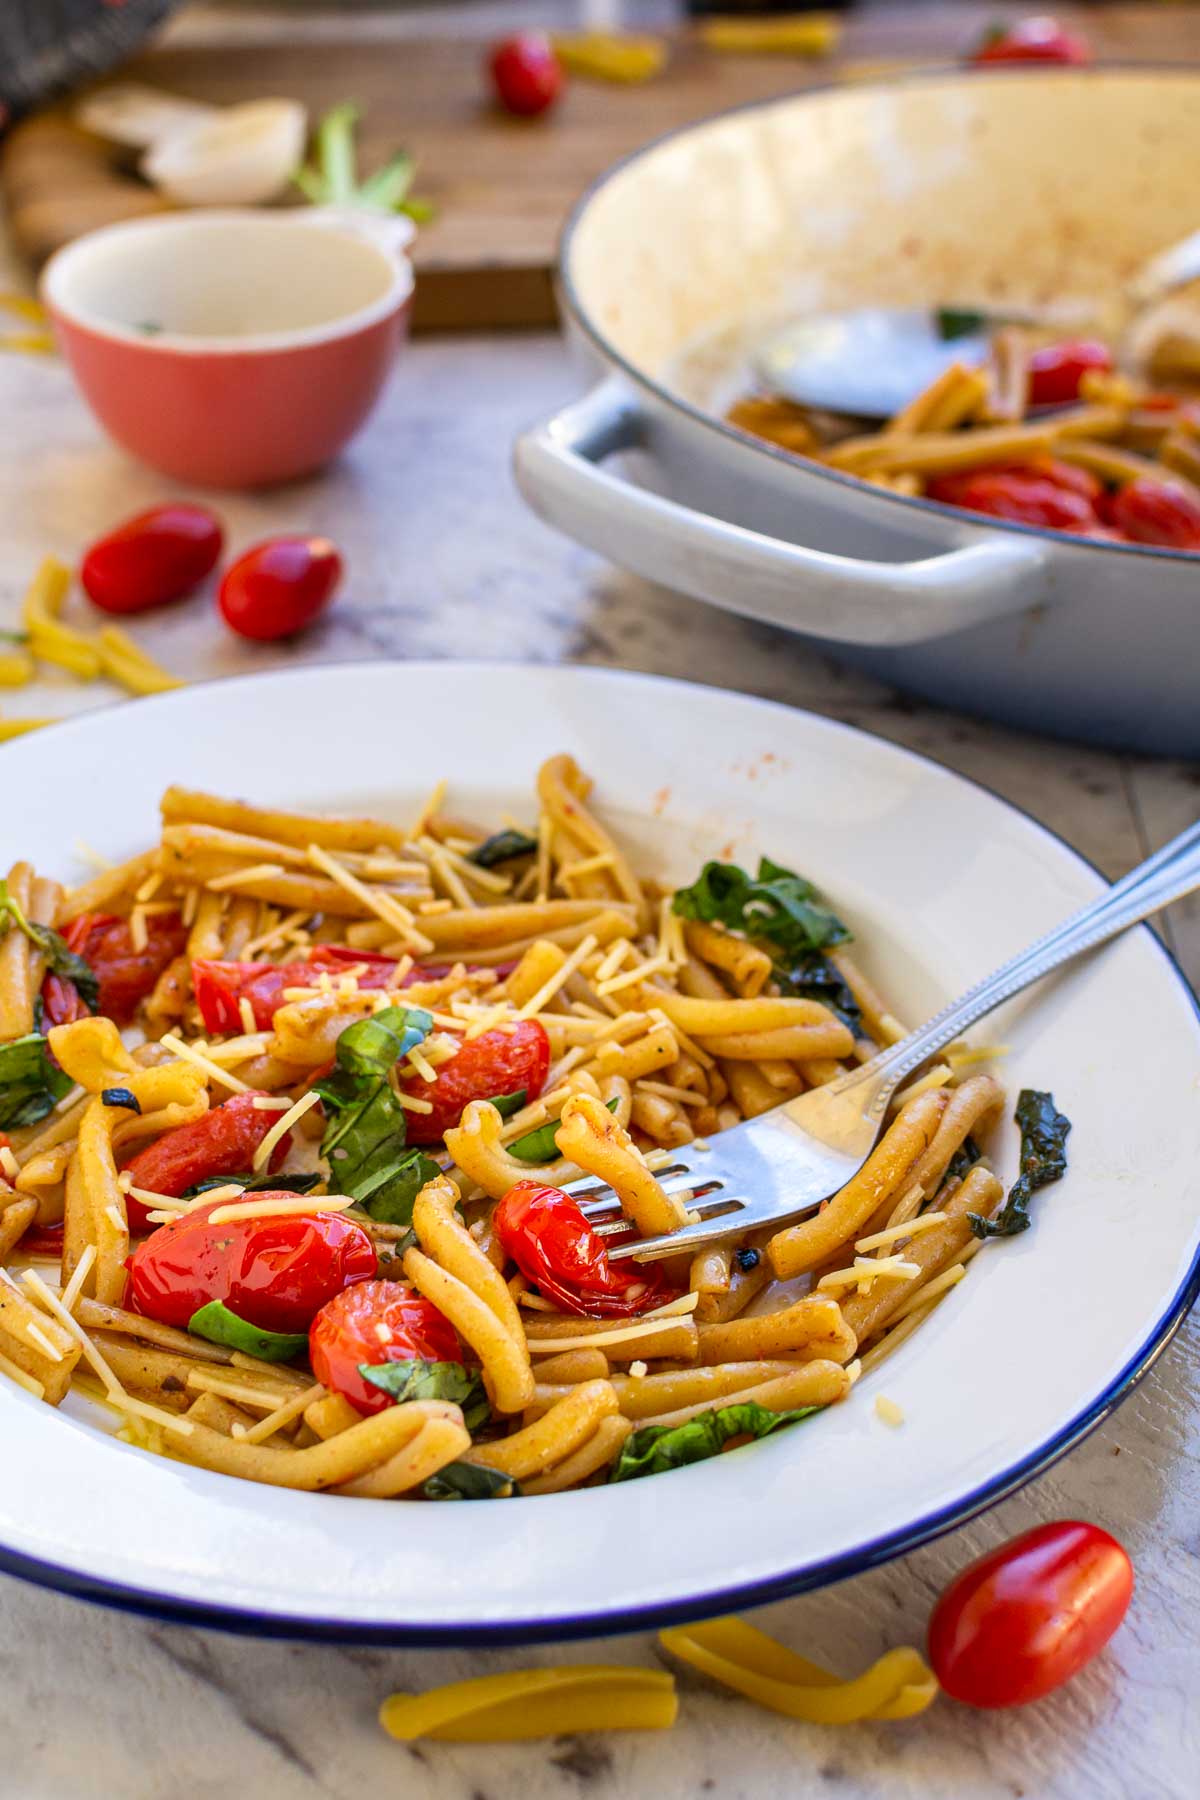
1107 477 1200 550
970 17 1092 66
309 1278 462 1414
218 536 342 642
127 1195 376 1334
926 462 1100 533
928 1521 1134 1708
120 1091 294 1234
80 503 224 615
490 33 563 117
397 1019 551 1145
493 1179 677 1317
1026 339 1114 408
45 910 188 1026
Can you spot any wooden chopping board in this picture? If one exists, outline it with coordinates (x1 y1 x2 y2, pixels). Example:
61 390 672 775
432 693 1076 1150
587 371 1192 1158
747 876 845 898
1 9 1192 333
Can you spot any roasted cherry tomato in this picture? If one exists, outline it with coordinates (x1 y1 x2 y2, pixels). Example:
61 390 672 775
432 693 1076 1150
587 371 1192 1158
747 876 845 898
309 1278 462 1414
928 1521 1134 1709
80 504 223 615
20 1220 66 1259
191 953 402 1035
1107 477 1200 550
218 536 342 642
45 910 188 1026
926 461 1100 533
127 1194 376 1334
120 1091 294 1234
490 32 563 117
970 17 1092 66
493 1179 677 1317
398 1019 551 1145
1026 339 1113 408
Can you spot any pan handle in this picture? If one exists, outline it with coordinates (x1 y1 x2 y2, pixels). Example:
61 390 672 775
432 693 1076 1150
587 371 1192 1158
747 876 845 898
514 379 1048 648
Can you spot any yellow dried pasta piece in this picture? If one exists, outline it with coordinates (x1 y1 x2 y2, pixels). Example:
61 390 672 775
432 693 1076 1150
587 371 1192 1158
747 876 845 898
380 1666 677 1743
0 715 59 741
97 625 184 696
22 557 101 679
658 1617 938 1723
551 32 667 83
0 649 35 687
698 16 840 57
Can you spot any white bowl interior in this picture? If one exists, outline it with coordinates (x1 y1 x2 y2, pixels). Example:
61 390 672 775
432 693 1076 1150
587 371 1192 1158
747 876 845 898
42 213 404 346
1 665 1198 1641
563 70 1200 398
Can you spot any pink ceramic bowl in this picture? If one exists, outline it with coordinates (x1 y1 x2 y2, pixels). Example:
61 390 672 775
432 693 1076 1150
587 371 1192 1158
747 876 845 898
41 210 413 488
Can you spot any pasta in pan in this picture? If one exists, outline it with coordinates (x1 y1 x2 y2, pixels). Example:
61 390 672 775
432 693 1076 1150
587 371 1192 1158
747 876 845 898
0 758 1068 1499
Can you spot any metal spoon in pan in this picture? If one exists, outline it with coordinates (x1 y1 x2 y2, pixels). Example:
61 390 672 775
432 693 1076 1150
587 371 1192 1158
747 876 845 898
754 227 1200 421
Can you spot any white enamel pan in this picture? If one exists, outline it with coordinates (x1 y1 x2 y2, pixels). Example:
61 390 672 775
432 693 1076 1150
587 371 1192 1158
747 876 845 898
515 69 1200 754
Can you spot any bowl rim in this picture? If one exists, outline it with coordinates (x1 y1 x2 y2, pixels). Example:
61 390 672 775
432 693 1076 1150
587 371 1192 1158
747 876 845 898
1 658 1198 1646
556 63 1200 569
40 209 414 358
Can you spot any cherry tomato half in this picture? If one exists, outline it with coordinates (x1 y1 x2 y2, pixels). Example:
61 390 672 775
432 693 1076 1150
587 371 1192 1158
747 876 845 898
926 462 1100 533
309 1278 462 1414
397 1019 551 1145
120 1092 293 1234
928 1521 1134 1709
47 910 188 1026
493 1180 677 1317
1107 478 1200 550
80 504 224 615
127 1195 376 1334
970 17 1092 66
218 536 343 642
490 33 564 117
1027 339 1114 408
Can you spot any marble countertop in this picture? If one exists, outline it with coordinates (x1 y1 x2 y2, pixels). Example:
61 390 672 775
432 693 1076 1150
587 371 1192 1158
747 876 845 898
2 7 1198 1798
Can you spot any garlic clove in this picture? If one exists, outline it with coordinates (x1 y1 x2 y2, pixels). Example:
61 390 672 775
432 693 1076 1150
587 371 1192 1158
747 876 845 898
141 99 309 208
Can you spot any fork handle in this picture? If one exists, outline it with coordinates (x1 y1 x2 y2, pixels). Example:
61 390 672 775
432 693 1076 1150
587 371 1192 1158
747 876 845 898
863 817 1200 1097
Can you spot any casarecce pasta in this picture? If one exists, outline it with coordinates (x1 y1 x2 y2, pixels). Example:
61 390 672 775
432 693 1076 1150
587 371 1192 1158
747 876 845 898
728 329 1200 550
0 757 1066 1498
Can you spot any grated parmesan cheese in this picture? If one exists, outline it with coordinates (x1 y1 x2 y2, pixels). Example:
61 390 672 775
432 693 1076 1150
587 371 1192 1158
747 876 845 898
513 933 600 1025
251 1087 323 1171
159 1032 252 1094
0 1146 19 1181
874 1395 905 1428
238 996 258 1035
207 1193 357 1226
855 1211 948 1255
205 862 286 892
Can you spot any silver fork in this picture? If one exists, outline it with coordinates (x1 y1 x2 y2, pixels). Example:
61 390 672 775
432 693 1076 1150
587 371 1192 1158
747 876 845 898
564 818 1200 1263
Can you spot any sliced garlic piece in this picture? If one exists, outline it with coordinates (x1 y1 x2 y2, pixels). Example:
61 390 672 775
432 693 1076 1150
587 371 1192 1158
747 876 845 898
76 84 217 150
141 99 308 208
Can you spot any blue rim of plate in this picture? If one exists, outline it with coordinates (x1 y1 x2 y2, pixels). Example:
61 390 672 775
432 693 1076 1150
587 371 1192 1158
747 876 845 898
1 664 1197 1646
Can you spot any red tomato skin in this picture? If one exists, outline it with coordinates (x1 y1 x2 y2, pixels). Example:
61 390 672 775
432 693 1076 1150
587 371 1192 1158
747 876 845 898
80 504 224 615
309 1278 462 1414
53 911 188 1025
398 1019 551 1145
1026 339 1114 408
1108 478 1200 550
218 537 342 642
493 1180 677 1317
120 1092 293 1233
926 465 1099 533
490 33 563 116
127 1196 377 1333
971 19 1092 66
928 1521 1134 1709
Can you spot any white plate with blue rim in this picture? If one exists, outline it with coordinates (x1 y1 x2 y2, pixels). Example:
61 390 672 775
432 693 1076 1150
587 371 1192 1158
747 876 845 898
2 662 1198 1644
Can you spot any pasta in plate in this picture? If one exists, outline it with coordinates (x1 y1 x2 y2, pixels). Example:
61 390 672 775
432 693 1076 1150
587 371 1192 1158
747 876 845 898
0 756 1065 1500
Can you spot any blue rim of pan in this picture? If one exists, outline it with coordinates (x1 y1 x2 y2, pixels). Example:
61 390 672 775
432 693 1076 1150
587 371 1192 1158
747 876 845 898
1 664 1197 1645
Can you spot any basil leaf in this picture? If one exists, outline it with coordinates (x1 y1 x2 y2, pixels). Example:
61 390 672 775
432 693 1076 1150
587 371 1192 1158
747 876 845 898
359 1358 490 1431
468 829 538 868
509 1095 618 1164
672 858 850 962
180 1170 323 1200
773 951 862 1033
487 1088 527 1119
611 1400 823 1483
0 879 98 1013
188 1300 308 1362
935 306 989 341
101 1087 140 1113
0 1032 72 1129
944 1134 982 1189
315 1006 438 1225
970 1089 1071 1240
422 1462 519 1501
